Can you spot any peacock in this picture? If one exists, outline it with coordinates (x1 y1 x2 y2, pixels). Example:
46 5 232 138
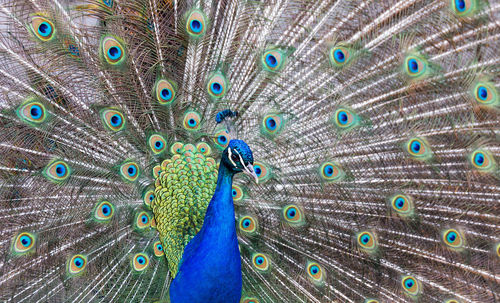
0 0 499 302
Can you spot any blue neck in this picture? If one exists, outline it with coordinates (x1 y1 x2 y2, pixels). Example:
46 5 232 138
169 163 242 303
201 163 235 234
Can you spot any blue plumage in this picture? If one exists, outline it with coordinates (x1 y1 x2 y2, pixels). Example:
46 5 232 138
170 140 256 303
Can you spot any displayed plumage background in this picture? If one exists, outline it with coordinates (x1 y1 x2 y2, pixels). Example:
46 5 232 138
0 0 499 302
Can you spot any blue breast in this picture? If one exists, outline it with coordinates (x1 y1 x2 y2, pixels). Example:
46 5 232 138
169 165 242 303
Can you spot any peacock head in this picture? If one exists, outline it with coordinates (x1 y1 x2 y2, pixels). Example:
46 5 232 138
221 139 258 183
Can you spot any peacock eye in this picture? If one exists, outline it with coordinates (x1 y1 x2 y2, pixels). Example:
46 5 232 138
231 153 239 162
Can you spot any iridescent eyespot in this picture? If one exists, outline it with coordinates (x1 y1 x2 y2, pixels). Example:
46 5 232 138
261 114 284 137
472 82 498 106
206 72 228 99
17 100 48 125
403 54 428 80
31 16 56 41
241 298 260 303
153 241 164 257
94 201 114 222
183 111 201 131
44 160 71 183
252 253 270 272
143 189 154 208
390 194 414 217
155 79 177 105
196 142 211 156
253 161 271 183
357 231 377 252
442 228 464 249
135 211 151 230
329 45 352 68
100 0 113 8
132 253 149 271
120 161 140 182
239 216 257 234
364 300 380 303
282 205 305 226
214 129 231 150
11 232 36 255
333 108 360 131
451 0 477 16
405 137 432 161
469 148 496 173
100 108 126 132
319 161 344 182
232 185 244 201
171 142 184 154
401 276 420 296
306 261 325 285
186 9 207 37
67 254 87 276
148 134 167 155
101 36 126 65
262 49 286 72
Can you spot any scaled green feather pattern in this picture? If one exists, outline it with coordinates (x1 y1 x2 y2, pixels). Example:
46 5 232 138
152 142 217 277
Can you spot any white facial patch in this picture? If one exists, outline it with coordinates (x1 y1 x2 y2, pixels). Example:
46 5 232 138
228 147 238 168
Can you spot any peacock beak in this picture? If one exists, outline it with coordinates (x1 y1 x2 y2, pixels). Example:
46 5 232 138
243 163 259 184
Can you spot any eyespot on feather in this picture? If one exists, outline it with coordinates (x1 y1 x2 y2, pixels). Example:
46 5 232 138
183 111 201 131
132 253 149 271
101 36 126 65
67 254 87 276
404 55 428 79
356 231 378 254
319 161 344 182
206 72 228 99
405 137 432 161
441 228 464 249
282 205 305 226
17 100 48 125
469 148 496 173
135 211 151 230
241 297 260 303
186 9 207 38
213 129 230 150
44 160 71 183
261 49 287 72
261 114 284 137
329 45 353 68
170 142 184 154
306 261 325 286
94 201 114 222
333 108 360 131
401 275 421 296
153 241 164 257
451 0 477 17
196 142 212 156
120 161 140 182
232 185 244 201
253 161 271 183
143 189 154 208
30 16 56 42
155 79 177 105
389 194 414 217
100 108 126 132
11 232 36 255
471 82 498 107
148 134 167 155
251 253 270 272
239 216 257 234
